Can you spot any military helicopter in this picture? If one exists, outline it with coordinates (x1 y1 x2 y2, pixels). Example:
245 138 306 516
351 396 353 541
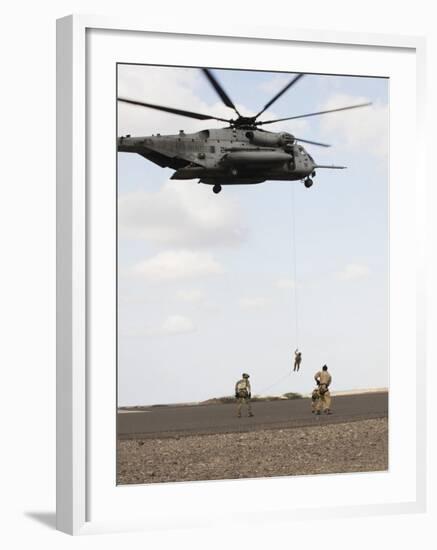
118 69 371 194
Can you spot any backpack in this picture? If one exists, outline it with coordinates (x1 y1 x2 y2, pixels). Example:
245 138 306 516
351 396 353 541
319 383 328 395
236 379 248 397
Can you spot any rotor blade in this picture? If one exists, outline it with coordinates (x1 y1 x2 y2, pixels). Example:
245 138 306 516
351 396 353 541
256 102 372 125
255 73 304 118
118 97 231 123
295 137 331 148
202 68 240 115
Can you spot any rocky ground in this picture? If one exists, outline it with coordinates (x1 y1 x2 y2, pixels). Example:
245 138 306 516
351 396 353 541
117 418 388 485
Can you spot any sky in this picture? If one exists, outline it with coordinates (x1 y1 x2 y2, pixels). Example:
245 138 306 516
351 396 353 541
117 64 389 406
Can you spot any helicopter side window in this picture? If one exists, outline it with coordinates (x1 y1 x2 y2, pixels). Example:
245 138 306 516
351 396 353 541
210 146 216 153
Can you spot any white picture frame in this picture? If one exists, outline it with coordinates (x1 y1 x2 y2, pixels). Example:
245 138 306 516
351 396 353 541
56 14 427 535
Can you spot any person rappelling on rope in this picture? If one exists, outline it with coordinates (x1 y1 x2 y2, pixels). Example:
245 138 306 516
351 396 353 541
293 349 302 372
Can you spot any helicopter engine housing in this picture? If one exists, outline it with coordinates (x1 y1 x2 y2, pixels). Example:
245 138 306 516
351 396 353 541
245 130 294 147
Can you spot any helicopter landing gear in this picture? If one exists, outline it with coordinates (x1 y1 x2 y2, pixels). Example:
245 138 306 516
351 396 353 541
304 178 313 189
213 184 222 194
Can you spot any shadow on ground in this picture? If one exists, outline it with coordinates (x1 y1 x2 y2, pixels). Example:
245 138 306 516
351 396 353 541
25 511 56 530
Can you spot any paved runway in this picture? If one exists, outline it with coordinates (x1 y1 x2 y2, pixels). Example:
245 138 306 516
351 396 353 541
118 391 388 440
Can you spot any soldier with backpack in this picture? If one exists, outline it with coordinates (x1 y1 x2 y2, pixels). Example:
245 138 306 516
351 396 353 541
314 365 332 415
235 373 254 418
311 387 320 413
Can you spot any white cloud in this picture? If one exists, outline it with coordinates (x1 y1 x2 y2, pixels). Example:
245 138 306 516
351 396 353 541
133 250 223 281
122 315 196 337
177 289 205 303
318 93 388 159
335 263 371 282
239 297 270 309
275 277 295 289
176 289 219 311
159 315 196 335
119 181 246 248
129 315 196 337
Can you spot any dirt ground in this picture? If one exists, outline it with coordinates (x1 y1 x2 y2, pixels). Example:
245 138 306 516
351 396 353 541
117 418 388 485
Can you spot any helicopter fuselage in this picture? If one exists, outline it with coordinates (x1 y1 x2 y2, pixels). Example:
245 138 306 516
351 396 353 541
118 127 317 187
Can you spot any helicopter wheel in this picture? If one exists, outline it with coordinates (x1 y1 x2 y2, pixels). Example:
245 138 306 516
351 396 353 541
213 184 222 194
304 178 313 188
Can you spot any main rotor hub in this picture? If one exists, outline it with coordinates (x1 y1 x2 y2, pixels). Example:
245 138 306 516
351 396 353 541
230 116 258 129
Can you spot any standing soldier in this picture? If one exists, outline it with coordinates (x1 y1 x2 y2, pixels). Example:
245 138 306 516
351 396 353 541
235 373 254 418
314 365 332 414
293 349 302 372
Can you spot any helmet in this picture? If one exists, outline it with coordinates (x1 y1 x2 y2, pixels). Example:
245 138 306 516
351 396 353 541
242 373 250 378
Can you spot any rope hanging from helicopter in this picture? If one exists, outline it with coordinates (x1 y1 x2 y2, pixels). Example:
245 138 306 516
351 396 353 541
291 182 299 351
257 183 301 396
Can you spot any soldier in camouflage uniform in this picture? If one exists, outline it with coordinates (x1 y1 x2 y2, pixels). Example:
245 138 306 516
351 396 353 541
311 387 320 413
235 373 254 418
314 365 332 414
294 349 302 372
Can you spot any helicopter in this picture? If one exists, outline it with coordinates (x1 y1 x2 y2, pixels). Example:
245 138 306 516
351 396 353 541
117 69 371 194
